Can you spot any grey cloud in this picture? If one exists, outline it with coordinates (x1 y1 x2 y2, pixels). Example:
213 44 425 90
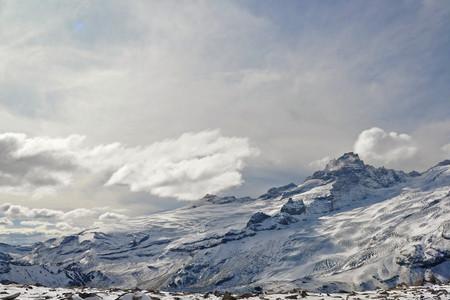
0 133 82 197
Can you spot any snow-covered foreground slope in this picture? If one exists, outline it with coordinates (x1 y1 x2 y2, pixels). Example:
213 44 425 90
1 283 450 300
0 153 450 293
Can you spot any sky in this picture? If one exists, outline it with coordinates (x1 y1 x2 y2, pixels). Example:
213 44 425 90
0 0 449 243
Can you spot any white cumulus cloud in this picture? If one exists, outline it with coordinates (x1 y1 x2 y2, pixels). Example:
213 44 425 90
354 127 418 166
102 130 259 200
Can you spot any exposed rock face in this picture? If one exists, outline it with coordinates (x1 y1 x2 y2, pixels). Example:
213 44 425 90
295 152 413 213
247 212 270 227
199 194 253 205
255 153 414 215
280 199 306 215
396 244 449 267
437 160 450 167
310 152 408 190
260 183 297 200
272 213 298 225
118 291 151 300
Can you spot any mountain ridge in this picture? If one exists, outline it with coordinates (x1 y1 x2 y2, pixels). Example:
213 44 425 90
0 153 449 293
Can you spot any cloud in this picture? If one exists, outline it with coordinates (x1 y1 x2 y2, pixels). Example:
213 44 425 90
0 203 130 243
353 127 418 166
18 220 81 233
54 222 77 231
442 143 450 156
0 130 258 200
0 203 64 219
63 208 98 220
98 212 127 221
102 130 259 200
0 203 109 220
0 133 83 197
308 156 331 170
0 217 13 226
19 220 53 227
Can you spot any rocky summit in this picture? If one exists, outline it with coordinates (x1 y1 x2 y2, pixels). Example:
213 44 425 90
0 153 450 293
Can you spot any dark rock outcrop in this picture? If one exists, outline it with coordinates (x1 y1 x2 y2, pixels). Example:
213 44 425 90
280 199 306 215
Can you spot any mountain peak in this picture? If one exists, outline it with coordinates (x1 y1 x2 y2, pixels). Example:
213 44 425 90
310 152 408 190
324 152 365 171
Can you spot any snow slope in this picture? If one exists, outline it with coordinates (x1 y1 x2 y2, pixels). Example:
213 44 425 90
0 153 449 293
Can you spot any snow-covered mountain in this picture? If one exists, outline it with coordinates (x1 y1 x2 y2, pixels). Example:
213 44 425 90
1 153 449 293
